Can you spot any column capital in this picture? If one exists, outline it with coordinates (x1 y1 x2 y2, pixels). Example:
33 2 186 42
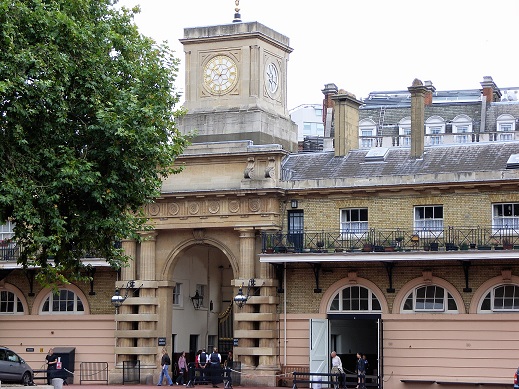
235 228 256 239
138 230 158 240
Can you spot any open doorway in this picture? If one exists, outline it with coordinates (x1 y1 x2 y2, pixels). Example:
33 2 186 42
329 314 381 389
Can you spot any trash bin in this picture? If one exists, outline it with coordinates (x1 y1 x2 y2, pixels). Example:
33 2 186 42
52 378 63 389
53 347 75 384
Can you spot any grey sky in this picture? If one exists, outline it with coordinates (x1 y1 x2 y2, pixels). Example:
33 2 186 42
117 0 519 109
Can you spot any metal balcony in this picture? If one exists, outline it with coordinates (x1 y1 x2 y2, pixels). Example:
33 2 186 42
0 243 20 261
261 227 519 253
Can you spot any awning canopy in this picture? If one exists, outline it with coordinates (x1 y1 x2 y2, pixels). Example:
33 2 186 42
259 250 519 263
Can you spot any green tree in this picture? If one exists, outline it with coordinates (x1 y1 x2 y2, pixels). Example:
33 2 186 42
0 0 189 286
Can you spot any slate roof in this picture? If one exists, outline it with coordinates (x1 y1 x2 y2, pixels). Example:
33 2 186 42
282 142 519 181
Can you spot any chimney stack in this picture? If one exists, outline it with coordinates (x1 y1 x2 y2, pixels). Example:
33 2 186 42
408 79 428 159
322 83 338 133
424 80 435 106
480 76 501 103
332 90 362 157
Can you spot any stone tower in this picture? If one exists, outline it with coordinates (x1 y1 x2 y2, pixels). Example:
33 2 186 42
178 21 297 152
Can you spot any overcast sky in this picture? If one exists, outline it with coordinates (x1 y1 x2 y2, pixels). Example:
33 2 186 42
116 0 519 110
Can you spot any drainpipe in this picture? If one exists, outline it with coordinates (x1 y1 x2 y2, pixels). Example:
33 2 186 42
284 262 287 366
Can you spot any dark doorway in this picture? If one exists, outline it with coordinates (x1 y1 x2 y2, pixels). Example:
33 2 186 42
329 314 381 388
288 210 304 251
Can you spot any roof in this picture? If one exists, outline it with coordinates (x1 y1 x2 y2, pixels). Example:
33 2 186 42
282 142 519 181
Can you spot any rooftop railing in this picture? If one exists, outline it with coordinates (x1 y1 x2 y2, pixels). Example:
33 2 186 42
261 227 519 253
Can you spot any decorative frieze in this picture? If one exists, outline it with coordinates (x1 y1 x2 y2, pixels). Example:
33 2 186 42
146 197 275 219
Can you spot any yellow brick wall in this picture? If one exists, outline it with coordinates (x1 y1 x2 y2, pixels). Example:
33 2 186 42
4 267 117 315
282 260 519 314
289 190 519 231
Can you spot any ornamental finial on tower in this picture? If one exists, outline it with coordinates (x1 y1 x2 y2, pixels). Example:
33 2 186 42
232 0 241 23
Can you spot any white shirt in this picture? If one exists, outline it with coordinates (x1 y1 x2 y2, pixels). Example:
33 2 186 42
331 355 342 368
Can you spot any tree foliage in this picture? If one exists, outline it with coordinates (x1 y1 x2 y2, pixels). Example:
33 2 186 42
0 0 188 286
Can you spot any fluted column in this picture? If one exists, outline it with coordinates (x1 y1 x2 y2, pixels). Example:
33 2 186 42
236 228 256 367
138 231 157 367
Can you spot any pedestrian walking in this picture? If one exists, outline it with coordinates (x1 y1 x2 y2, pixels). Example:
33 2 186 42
158 348 173 386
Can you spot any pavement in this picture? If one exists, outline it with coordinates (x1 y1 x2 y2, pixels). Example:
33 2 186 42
1 384 284 389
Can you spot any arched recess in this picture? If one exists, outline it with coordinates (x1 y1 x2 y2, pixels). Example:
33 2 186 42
31 283 90 315
161 235 239 281
319 276 390 314
0 282 29 314
469 273 519 313
392 275 465 314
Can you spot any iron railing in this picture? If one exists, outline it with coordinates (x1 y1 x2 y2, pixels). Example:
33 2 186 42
0 241 122 262
0 244 19 261
261 227 519 253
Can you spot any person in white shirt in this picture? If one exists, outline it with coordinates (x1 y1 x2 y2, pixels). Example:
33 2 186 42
330 351 343 388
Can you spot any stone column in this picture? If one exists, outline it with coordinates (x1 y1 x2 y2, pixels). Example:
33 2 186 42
258 261 278 369
116 239 137 365
236 228 256 368
138 231 158 367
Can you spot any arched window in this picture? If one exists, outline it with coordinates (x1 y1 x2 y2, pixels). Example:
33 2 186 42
401 285 458 313
496 114 516 141
40 289 85 314
452 114 473 144
358 119 377 149
425 116 446 145
398 117 411 146
0 290 24 314
329 285 381 312
479 284 519 312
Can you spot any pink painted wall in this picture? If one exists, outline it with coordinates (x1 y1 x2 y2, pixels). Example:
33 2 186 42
0 315 115 382
281 313 518 389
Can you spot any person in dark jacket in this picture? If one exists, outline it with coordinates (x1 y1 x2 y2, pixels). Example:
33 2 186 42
158 348 173 386
209 348 221 388
356 352 366 389
45 348 58 385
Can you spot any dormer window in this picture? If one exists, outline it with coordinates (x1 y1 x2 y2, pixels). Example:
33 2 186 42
398 117 411 146
497 114 516 141
359 118 377 149
452 114 473 144
426 116 445 145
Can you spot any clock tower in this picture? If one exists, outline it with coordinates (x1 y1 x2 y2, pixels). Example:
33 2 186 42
178 21 297 151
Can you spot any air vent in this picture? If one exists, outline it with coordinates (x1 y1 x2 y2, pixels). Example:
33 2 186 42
506 154 519 169
365 147 389 162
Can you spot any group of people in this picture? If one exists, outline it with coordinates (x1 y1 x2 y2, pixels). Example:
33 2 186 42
330 350 369 389
157 348 233 388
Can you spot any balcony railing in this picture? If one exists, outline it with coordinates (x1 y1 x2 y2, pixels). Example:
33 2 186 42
261 227 519 253
0 241 121 262
0 243 20 261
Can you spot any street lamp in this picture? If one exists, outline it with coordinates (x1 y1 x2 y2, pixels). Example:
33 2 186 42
190 290 204 310
233 279 256 308
111 280 142 311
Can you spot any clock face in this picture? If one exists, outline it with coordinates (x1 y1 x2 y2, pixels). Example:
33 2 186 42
265 62 279 94
203 55 238 94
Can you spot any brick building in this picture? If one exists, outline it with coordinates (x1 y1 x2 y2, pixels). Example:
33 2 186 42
1 13 519 389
